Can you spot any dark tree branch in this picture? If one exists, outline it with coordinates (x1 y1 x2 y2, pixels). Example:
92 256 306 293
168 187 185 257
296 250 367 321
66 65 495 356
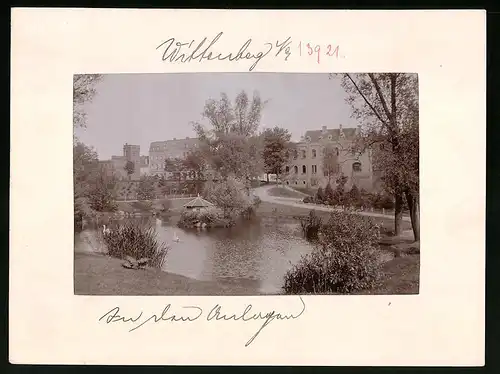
345 74 388 126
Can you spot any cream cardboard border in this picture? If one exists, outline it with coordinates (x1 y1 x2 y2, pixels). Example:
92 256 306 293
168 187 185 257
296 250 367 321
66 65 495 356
10 8 486 365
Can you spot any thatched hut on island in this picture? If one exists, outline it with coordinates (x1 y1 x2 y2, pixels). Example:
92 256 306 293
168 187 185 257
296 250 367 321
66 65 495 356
183 194 215 212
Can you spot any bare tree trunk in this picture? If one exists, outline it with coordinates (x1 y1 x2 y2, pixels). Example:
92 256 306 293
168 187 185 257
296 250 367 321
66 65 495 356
405 190 420 242
394 190 404 236
266 173 269 183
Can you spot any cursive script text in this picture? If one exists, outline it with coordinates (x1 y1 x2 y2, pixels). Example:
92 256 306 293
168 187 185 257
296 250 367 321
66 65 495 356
156 32 292 71
98 297 306 347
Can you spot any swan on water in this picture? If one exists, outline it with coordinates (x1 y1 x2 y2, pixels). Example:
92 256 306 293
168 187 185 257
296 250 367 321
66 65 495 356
173 231 180 242
102 224 111 235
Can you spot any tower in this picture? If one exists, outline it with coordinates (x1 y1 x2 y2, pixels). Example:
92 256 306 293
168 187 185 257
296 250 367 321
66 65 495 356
123 143 141 180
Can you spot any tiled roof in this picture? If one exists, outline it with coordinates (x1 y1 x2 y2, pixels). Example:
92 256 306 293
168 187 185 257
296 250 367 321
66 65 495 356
183 194 215 208
303 127 357 143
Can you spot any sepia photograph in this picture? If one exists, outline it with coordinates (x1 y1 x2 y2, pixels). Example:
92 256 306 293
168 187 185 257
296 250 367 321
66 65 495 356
73 72 420 296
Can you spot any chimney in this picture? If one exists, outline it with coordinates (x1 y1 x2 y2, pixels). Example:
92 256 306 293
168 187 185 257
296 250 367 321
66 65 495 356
321 125 327 133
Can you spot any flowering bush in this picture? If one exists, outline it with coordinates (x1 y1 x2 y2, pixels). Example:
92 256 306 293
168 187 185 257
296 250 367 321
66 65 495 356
283 210 381 294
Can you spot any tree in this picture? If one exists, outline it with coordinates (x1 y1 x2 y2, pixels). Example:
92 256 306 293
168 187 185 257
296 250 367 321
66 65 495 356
73 141 99 196
192 91 266 183
87 173 118 212
137 176 156 201
124 161 135 180
182 150 207 193
164 157 185 193
73 141 100 226
334 73 419 240
333 174 348 206
73 74 103 128
262 126 292 182
316 186 325 202
203 176 252 219
323 144 339 182
324 182 334 203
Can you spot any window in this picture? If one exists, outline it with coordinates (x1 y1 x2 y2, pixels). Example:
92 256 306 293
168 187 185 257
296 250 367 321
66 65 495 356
328 134 333 140
285 166 290 173
294 166 298 174
293 150 298 160
294 181 298 185
312 165 317 174
336 147 339 156
286 181 289 185
324 170 329 177
301 150 306 159
302 165 306 174
303 181 306 184
312 149 317 158
311 178 317 186
352 162 362 172
322 148 326 156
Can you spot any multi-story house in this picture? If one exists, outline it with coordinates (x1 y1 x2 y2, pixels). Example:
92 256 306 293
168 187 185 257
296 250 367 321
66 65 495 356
149 137 199 178
283 125 376 191
97 143 141 180
139 155 150 176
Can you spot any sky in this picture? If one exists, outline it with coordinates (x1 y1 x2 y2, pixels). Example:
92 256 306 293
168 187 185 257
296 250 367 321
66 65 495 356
75 73 359 160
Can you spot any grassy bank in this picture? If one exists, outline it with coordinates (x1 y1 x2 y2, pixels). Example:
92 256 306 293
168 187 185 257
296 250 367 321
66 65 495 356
75 251 418 296
74 252 261 296
256 201 412 233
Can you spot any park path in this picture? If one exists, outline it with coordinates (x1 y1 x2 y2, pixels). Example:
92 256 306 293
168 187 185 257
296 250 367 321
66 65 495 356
252 185 411 222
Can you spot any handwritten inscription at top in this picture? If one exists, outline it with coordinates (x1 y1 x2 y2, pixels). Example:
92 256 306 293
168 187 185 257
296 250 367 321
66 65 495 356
156 32 341 71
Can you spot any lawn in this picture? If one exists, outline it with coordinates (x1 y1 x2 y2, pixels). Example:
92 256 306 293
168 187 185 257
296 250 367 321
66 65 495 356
267 186 308 199
74 251 419 296
74 252 260 296
364 255 420 294
256 201 412 233
289 186 316 196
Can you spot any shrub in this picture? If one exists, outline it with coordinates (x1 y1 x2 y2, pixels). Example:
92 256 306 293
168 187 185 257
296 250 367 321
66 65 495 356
178 210 199 227
299 210 323 240
370 193 395 210
303 196 313 203
346 184 363 209
203 176 254 219
315 187 325 202
132 200 153 212
177 209 228 228
324 182 334 203
103 221 169 268
137 176 156 200
284 211 381 294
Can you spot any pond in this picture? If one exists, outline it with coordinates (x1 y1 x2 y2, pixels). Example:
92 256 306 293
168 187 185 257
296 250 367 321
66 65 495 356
75 217 314 294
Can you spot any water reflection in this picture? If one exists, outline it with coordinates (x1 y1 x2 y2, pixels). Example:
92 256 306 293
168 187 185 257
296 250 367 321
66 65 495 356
76 216 314 294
